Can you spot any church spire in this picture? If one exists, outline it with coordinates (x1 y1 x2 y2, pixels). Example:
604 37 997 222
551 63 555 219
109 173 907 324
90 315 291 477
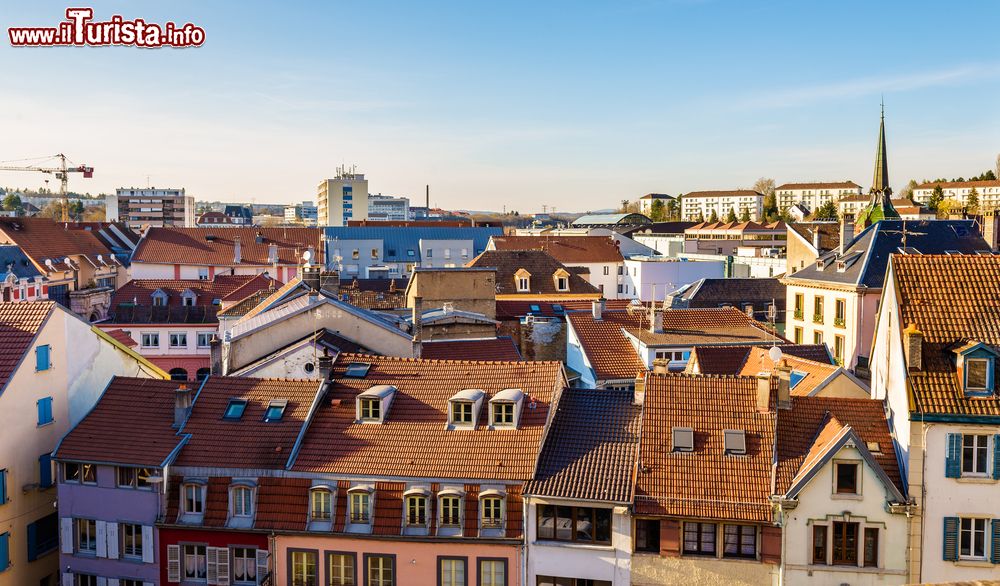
871 99 890 195
856 100 900 229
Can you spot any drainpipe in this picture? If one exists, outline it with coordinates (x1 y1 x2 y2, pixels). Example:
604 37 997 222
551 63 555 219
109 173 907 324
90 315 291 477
917 420 933 584
778 502 787 586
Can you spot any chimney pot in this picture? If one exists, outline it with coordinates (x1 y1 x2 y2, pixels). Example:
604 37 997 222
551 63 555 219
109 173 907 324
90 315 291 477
592 298 604 321
174 384 193 428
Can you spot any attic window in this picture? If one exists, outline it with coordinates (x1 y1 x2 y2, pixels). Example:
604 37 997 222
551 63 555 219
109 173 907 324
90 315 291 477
556 276 569 291
360 398 380 421
530 304 541 312
552 304 564 314
452 401 474 424
517 276 530 292
223 399 247 420
966 358 989 392
344 362 371 378
151 290 168 306
489 388 524 428
671 427 694 453
789 371 807 389
448 389 485 428
263 400 287 422
724 429 747 455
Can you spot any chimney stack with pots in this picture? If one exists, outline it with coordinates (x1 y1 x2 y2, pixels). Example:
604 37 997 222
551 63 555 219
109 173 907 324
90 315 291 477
839 214 855 255
775 359 792 409
756 372 771 413
982 209 1000 252
233 236 242 264
411 296 423 342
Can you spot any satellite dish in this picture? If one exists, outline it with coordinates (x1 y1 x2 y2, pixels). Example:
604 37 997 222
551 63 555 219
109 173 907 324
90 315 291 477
45 259 55 271
768 346 783 364
302 249 313 267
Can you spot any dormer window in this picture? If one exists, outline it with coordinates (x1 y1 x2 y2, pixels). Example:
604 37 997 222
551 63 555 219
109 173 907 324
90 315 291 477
553 268 571 292
180 289 197 307
954 343 996 397
966 359 989 391
310 486 333 521
357 385 395 423
440 494 462 527
489 389 524 429
151 289 168 306
515 268 531 292
360 398 380 421
348 487 372 524
452 401 474 424
448 389 485 429
404 487 429 527
672 427 694 452
724 429 746 455
181 481 206 520
231 485 254 517
481 495 504 528
492 402 515 426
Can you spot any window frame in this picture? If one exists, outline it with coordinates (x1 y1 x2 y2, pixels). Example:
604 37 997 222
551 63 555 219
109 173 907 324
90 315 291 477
310 488 333 522
491 402 515 427
536 505 612 545
811 524 828 565
439 495 462 527
722 524 757 559
197 332 213 348
831 521 859 566
364 553 395 586
288 548 319 586
863 527 879 568
961 434 990 476
683 521 717 556
121 522 143 560
437 556 468 586
141 332 160 348
168 332 188 348
405 494 428 527
450 401 474 425
476 557 507 586
516 277 530 292
480 496 503 529
359 398 381 422
76 518 97 554
833 461 860 495
965 358 990 391
182 483 206 515
325 550 357 586
231 485 255 518
349 490 371 524
959 517 987 560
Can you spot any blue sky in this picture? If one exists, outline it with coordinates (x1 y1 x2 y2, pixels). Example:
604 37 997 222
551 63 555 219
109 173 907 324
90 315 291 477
2 0 999 212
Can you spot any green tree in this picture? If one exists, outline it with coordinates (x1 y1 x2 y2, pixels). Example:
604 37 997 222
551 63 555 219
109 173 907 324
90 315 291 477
665 199 678 221
650 199 666 222
708 209 719 223
814 201 839 221
899 179 918 201
725 208 738 223
2 193 22 212
967 187 980 215
928 185 945 211
739 208 751 222
696 211 705 223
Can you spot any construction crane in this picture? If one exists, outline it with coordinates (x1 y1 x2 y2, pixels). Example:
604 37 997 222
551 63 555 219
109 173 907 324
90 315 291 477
0 154 94 221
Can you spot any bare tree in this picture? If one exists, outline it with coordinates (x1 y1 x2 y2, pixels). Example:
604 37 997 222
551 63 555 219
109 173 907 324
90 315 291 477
753 177 776 197
996 153 1000 179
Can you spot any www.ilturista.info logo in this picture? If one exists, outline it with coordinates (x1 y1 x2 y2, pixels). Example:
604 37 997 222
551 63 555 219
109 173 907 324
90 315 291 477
8 8 205 47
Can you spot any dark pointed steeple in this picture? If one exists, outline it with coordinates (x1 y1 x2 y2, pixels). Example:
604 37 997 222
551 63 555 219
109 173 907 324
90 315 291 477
856 100 900 229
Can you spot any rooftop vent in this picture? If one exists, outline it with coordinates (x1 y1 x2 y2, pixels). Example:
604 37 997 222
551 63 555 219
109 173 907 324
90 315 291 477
724 429 747 455
671 427 694 453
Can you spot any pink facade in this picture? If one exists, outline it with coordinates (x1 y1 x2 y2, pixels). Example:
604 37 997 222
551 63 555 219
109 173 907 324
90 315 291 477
274 535 520 586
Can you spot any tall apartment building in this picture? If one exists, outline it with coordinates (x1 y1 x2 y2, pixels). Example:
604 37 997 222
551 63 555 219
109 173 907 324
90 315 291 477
911 179 1000 209
284 201 318 225
105 187 195 229
316 167 368 226
775 181 862 212
680 189 764 221
367 193 410 221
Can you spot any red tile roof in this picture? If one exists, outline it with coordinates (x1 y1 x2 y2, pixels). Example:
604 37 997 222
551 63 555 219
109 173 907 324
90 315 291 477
291 354 565 481
103 328 138 348
688 344 832 376
635 374 776 522
737 349 840 397
0 217 115 271
54 377 186 467
112 275 272 308
173 377 324 469
132 227 323 266
0 301 54 390
490 236 624 263
420 337 522 361
254 477 312 531
566 309 647 381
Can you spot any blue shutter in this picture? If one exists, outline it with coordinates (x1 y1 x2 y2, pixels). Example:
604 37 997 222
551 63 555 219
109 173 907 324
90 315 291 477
992 519 1000 564
35 345 50 371
994 435 1000 480
36 398 53 425
26 520 37 562
38 454 52 488
945 433 962 478
0 470 6 504
943 517 960 561
0 532 8 572
682 351 691 360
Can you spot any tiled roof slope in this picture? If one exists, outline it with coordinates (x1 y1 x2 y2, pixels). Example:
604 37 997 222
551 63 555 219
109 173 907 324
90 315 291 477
524 388 640 503
776 181 861 190
788 222 840 254
490 236 624 263
466 250 600 296
688 344 832 375
0 217 115 270
112 275 271 307
774 396 902 495
0 301 53 390
291 355 565 480
174 377 323 468
54 377 185 467
891 254 1000 415
625 308 783 347
0 245 42 279
635 374 775 522
420 337 522 361
106 305 219 325
132 227 323 265
737 348 840 397
566 309 647 380
671 278 785 318
103 328 138 348
216 289 276 318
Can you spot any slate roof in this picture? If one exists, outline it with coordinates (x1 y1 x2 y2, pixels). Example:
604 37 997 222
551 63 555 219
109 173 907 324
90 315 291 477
776 181 861 191
420 337 522 361
324 226 502 263
0 217 116 271
0 301 53 390
490 236 624 264
54 377 186 467
571 213 652 227
524 388 640 503
132 227 323 266
624 308 783 348
466 250 600 296
174 376 323 468
688 344 832 375
634 374 776 522
669 278 785 315
106 305 220 325
0 245 42 279
291 354 565 481
891 254 1000 416
784 220 990 288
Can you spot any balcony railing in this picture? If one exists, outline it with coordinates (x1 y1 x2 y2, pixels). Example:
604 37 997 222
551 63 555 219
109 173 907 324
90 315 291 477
481 518 504 529
793 309 803 320
834 317 845 327
812 314 824 324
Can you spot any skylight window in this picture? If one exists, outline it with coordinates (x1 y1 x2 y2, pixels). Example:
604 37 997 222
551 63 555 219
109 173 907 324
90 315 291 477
530 304 541 312
789 371 807 389
223 399 247 420
263 400 287 422
344 362 371 378
671 427 694 452
724 429 747 455
552 304 564 314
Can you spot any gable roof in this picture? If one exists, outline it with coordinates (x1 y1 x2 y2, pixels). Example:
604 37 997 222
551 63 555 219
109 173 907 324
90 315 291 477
490 236 624 264
495 298 633 320
466 249 600 296
0 301 54 391
890 254 1000 416
112 275 272 308
132 227 323 266
0 245 42 280
0 217 116 273
524 388 640 503
687 344 832 375
566 309 648 381
669 278 785 312
420 337 522 361
736 348 844 397
624 307 783 348
776 181 862 191
54 377 188 467
290 354 565 481
634 374 776 522
230 329 367 376
788 222 840 254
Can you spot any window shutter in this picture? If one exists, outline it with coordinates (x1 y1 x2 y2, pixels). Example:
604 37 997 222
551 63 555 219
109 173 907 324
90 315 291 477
62 573 73 586
993 435 1000 480
106 521 119 559
659 519 681 557
0 533 8 572
39 453 53 487
216 547 231 586
36 345 50 371
256 549 269 584
760 525 782 564
207 545 219 585
945 434 962 478
60 517 74 554
167 544 182 583
142 525 154 563
96 520 107 558
943 517 960 561
26 520 38 562
992 519 1000 564
0 469 6 504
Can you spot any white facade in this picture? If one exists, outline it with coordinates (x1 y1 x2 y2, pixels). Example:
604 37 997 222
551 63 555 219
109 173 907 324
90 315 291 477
621 257 725 301
637 194 674 216
367 194 410 221
107 187 195 228
912 180 1000 208
316 171 369 227
284 201 318 226
128 262 296 283
784 284 878 369
680 191 763 221
776 183 862 212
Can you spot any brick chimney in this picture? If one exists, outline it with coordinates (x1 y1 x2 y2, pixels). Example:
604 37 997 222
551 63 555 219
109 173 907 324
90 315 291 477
839 214 855 255
592 298 605 321
411 296 423 342
233 236 242 264
756 372 771 413
903 323 923 371
774 360 792 409
633 370 646 405
982 209 1000 251
174 384 193 428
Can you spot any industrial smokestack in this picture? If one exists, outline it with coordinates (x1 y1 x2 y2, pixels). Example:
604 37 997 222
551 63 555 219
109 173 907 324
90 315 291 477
425 185 430 209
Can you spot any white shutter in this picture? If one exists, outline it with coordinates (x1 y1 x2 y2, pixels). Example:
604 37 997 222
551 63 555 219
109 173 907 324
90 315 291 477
62 573 73 586
216 547 231 586
141 525 155 563
256 549 269 585
60 518 74 554
167 544 182 583
97 577 108 586
207 545 219 585
106 522 119 559
96 520 107 558
108 580 120 586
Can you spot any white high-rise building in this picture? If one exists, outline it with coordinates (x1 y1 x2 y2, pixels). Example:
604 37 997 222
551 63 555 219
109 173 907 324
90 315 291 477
367 193 410 221
316 167 368 227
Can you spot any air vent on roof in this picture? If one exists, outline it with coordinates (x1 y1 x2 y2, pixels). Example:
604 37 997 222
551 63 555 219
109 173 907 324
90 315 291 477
344 362 371 378
724 429 747 455
671 427 694 452
866 441 881 453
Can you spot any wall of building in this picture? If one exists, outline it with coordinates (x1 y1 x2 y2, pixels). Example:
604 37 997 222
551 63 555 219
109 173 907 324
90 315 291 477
632 235 686 257
631 552 777 586
785 285 879 369
519 317 565 362
565 322 597 389
576 261 623 299
407 270 496 319
158 527 269 585
128 262 293 283
328 239 384 277
622 259 724 301
419 238 475 268
317 176 369 227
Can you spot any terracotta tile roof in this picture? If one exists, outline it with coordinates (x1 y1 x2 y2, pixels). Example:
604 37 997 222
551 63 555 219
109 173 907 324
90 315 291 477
204 477 231 527
774 396 902 496
490 236 624 264
682 190 763 199
420 337 522 361
112 275 271 308
254 477 311 531
0 217 115 271
524 388 640 503
914 179 1000 190
495 298 632 319
236 277 305 322
221 274 277 302
891 254 1000 415
217 289 276 318
565 309 647 381
132 227 323 266
173 376 324 469
0 301 54 390
788 222 840 253
54 377 186 467
291 354 565 481
625 308 783 347
737 348 840 397
103 328 138 348
466 250 600 296
687 343 833 375
635 374 776 522
775 181 861 191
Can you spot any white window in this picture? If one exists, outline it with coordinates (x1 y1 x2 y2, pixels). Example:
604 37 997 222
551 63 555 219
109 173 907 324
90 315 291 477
232 547 257 584
184 544 207 580
169 332 188 348
960 517 987 559
556 276 569 291
451 401 474 425
962 434 989 476
426 249 433 258
603 266 610 275
439 558 466 586
444 248 451 259
405 495 427 526
141 333 159 348
232 486 254 517
121 523 143 559
349 491 370 523
76 518 97 553
197 268 209 280
517 277 530 292
461 248 469 258
492 402 515 426
183 483 205 514
654 350 685 361
360 398 380 421
481 496 503 528
197 332 212 348
310 488 332 521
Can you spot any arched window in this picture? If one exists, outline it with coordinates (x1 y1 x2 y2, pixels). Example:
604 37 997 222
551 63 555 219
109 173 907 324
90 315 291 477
169 368 188 381
196 368 211 382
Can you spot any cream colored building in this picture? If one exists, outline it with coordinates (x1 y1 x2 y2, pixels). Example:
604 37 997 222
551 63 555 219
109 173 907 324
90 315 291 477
680 190 763 221
0 302 165 586
775 181 862 213
316 167 369 226
911 179 1000 209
